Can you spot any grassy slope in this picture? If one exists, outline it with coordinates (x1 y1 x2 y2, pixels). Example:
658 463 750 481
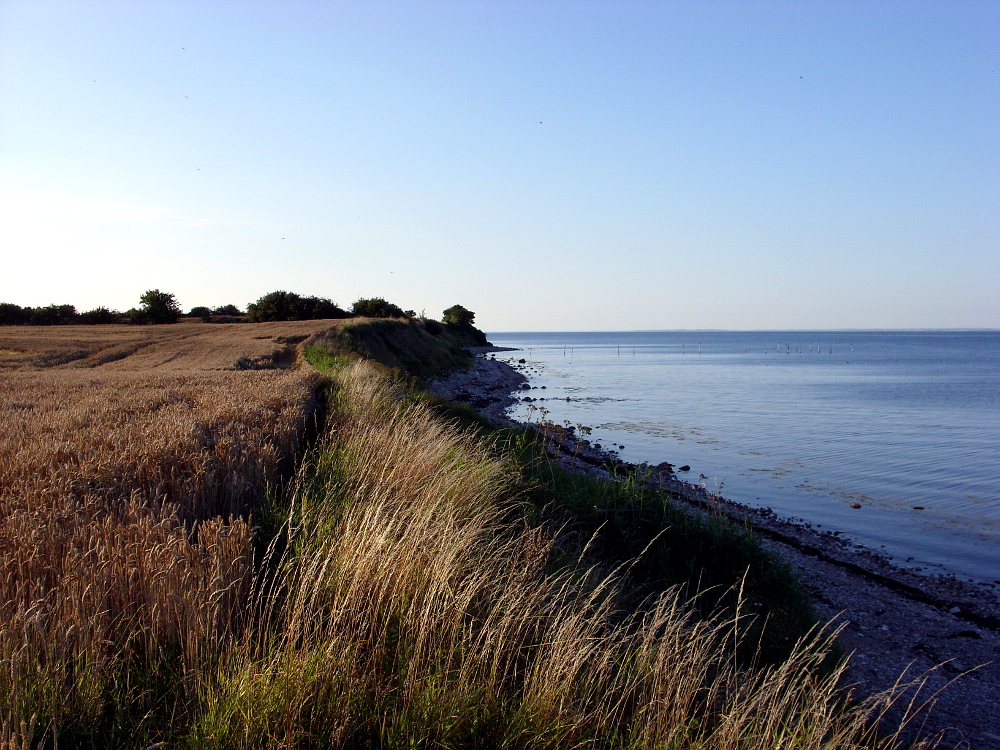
185 347 912 749
303 317 483 380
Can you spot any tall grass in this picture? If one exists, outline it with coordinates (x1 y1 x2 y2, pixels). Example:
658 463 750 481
0 369 318 744
190 359 933 750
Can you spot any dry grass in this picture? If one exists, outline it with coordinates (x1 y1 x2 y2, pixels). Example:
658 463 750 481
0 323 330 741
0 319 340 371
191 359 935 750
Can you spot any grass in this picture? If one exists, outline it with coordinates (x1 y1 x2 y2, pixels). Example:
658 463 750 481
182 355 933 749
0 324 324 746
307 317 478 379
1 322 936 748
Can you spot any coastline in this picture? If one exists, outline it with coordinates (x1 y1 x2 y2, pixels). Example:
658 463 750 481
429 349 1000 749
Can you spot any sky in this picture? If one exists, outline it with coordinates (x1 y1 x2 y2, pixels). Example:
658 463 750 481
1 1 997 331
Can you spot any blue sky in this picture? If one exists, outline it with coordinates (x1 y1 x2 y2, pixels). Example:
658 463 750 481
1 0 997 330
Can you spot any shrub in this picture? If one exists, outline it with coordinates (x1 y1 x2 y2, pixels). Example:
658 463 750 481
124 307 148 325
442 304 475 325
188 306 212 322
139 290 181 324
247 291 349 322
303 297 348 320
0 303 29 326
351 297 407 319
28 304 79 325
211 304 242 316
79 306 121 324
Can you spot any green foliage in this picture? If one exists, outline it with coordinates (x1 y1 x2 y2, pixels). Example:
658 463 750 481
247 290 349 322
79 306 121 324
188 306 212 322
211 303 242 316
0 302 29 325
351 297 407 319
440 305 486 344
302 345 353 373
0 303 89 325
31 304 78 325
124 307 148 325
307 318 491 379
139 289 181 324
527 449 815 664
442 304 475 325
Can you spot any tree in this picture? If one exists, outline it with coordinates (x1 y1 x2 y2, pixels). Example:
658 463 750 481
188 306 212 322
303 297 348 320
0 303 28 326
247 291 348 322
212 304 242 316
124 308 148 325
139 290 181 324
442 304 475 325
30 304 79 325
247 291 301 322
351 297 406 319
79 306 120 324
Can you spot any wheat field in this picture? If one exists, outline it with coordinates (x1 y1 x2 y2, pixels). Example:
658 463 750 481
0 323 335 740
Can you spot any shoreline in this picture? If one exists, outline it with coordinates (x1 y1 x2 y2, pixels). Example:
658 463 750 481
430 349 1000 749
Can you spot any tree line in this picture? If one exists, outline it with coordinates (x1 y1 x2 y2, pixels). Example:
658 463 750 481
1 289 477 328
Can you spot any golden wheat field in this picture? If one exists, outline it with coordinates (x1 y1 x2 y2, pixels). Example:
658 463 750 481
0 322 336 727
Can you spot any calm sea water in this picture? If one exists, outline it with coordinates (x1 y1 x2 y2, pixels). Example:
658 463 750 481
486 331 1000 585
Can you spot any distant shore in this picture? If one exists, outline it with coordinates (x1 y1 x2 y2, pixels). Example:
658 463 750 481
430 348 1000 749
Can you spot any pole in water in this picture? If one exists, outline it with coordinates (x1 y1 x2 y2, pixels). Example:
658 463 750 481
618 345 620 356
632 347 635 356
682 343 685 354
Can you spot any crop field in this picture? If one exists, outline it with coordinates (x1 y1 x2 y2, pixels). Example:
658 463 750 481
0 322 336 739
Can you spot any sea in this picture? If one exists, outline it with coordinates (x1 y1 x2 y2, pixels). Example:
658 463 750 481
485 331 1000 586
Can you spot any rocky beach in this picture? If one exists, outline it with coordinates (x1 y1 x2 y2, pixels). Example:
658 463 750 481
430 349 1000 750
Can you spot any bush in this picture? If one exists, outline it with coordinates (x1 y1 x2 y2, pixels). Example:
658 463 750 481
79 307 121 324
1 303 124 325
29 304 79 325
303 297 348 320
124 307 148 325
139 290 181 324
211 304 242 316
246 291 349 322
0 303 29 326
442 304 475 325
351 297 407 319
188 306 212 322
